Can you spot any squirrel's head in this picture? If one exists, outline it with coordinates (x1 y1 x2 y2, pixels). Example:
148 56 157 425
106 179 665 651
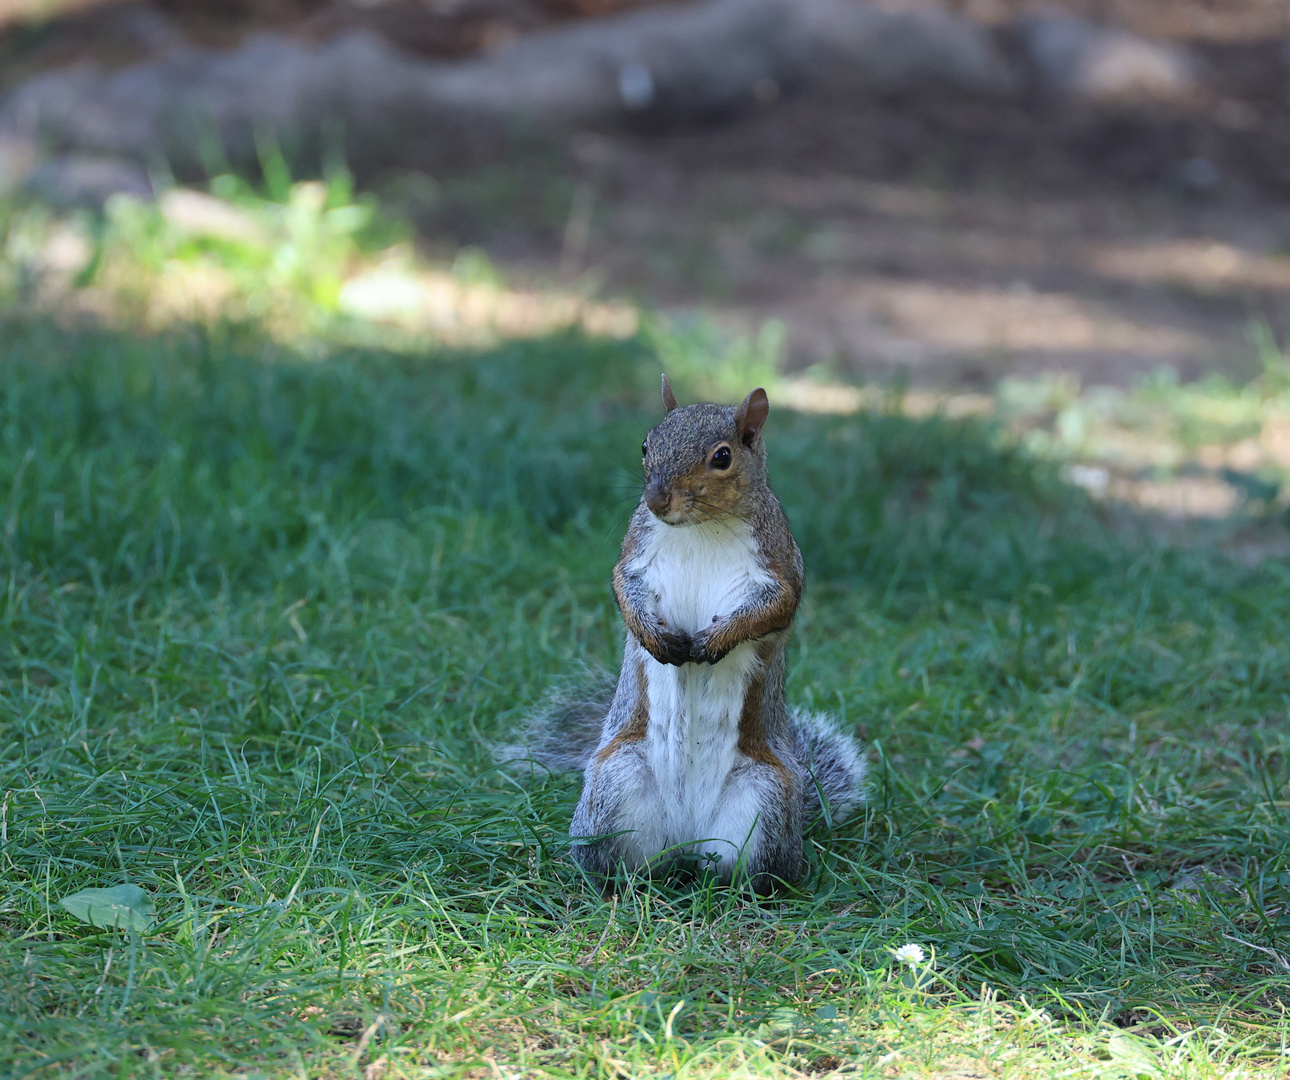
639 375 770 526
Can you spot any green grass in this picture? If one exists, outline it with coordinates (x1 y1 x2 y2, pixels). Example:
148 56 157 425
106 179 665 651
2 317 1288 1079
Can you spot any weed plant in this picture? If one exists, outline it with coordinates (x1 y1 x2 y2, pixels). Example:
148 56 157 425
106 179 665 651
1 319 1288 1078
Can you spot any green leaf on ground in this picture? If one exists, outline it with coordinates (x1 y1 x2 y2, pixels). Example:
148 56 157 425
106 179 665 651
59 885 154 933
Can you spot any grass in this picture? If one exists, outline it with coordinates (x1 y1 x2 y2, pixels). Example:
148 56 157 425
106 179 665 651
0 163 640 355
1 311 1288 1080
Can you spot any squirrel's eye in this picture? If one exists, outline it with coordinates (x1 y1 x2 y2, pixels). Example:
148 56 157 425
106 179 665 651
641 440 648 458
711 446 732 470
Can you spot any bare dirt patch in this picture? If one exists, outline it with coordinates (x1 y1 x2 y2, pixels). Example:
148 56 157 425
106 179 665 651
414 86 1290 389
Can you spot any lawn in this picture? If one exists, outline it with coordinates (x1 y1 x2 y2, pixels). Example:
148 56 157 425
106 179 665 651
1 311 1288 1078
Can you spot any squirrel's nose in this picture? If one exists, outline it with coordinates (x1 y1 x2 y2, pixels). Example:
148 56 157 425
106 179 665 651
645 483 672 517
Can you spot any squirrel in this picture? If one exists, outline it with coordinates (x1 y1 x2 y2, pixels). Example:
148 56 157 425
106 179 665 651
511 376 866 893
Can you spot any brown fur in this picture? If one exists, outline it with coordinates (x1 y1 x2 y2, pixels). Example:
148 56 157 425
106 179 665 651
593 657 649 762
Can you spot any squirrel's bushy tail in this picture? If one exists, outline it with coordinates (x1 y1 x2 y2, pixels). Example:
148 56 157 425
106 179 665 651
496 666 616 773
500 676 868 821
791 710 867 825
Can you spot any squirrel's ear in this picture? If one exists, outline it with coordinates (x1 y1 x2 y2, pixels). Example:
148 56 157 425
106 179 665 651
734 388 769 448
661 373 680 413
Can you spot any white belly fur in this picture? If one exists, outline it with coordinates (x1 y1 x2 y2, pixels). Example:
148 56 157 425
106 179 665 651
636 516 770 638
623 518 776 875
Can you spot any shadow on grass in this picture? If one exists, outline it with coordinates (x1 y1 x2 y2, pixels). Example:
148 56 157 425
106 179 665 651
0 316 1149 595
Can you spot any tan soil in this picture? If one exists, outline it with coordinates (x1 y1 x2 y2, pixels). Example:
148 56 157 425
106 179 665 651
417 74 1290 391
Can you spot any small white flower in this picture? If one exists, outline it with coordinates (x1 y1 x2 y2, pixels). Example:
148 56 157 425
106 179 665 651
893 943 926 966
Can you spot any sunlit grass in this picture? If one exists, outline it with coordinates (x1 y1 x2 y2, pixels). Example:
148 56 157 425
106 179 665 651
0 311 1287 1078
0 161 636 351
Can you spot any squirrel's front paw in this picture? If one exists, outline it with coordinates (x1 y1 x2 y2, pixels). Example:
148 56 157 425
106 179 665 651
689 627 731 665
648 628 694 667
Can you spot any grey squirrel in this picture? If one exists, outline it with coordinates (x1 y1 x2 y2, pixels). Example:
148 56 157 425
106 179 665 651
513 376 866 893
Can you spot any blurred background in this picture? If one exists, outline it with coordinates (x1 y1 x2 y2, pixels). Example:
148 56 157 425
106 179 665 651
2 0 1290 525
